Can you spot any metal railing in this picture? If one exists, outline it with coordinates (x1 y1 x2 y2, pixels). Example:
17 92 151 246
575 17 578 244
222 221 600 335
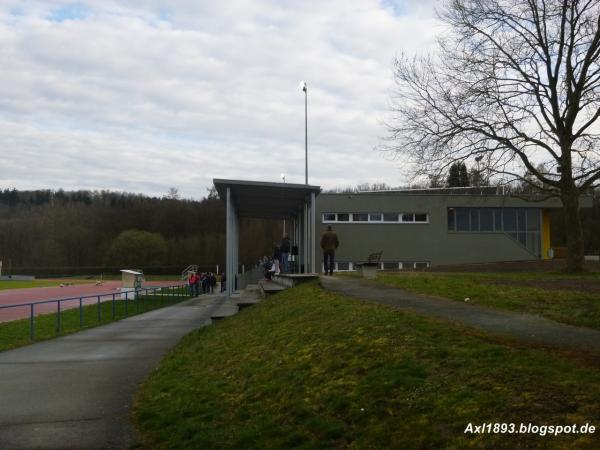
181 264 199 280
0 283 190 342
236 265 264 291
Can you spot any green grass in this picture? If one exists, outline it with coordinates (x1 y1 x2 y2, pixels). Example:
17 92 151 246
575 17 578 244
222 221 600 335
373 271 600 330
134 282 600 449
0 279 93 290
0 287 191 352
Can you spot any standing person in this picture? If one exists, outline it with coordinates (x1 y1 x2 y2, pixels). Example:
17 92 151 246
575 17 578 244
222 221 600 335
220 273 226 292
320 225 339 276
280 234 291 273
210 273 216 293
194 273 200 296
272 243 281 274
188 272 198 296
201 272 209 294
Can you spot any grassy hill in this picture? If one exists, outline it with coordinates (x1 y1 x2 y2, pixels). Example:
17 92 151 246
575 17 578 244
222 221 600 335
134 282 600 449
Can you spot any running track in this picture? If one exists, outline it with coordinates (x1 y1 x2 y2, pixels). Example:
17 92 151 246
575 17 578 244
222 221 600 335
0 281 180 323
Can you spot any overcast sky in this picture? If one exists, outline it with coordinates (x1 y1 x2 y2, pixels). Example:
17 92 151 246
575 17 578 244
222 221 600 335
0 0 441 199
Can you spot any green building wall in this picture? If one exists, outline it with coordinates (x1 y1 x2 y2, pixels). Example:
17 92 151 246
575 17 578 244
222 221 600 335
313 192 566 268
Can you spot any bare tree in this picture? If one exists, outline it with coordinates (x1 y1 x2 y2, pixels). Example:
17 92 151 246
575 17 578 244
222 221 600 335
166 187 180 200
383 0 600 271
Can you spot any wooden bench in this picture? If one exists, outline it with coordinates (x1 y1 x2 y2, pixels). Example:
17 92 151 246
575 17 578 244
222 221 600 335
354 251 383 278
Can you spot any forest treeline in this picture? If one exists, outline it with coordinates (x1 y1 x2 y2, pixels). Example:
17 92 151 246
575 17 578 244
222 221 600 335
1 184 600 277
0 188 280 276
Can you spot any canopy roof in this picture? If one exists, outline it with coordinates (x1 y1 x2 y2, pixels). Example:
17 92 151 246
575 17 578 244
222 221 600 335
213 179 321 219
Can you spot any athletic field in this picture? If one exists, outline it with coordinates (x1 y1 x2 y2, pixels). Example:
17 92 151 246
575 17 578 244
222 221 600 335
0 280 179 323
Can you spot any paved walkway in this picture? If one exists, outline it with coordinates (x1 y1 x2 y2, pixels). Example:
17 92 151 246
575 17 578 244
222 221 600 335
0 294 227 450
320 276 600 360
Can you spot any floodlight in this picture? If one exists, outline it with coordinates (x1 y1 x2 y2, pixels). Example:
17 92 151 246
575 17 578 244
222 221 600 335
300 81 307 92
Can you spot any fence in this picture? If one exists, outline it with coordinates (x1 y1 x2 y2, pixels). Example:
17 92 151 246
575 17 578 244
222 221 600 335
0 283 190 342
3 265 222 277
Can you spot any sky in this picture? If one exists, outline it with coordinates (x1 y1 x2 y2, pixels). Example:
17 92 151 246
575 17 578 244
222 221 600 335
0 0 441 199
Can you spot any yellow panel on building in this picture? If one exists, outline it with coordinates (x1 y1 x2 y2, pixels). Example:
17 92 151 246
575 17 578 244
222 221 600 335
541 210 552 259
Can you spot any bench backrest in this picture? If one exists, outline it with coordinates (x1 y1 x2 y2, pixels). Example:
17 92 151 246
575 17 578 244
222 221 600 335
367 251 383 264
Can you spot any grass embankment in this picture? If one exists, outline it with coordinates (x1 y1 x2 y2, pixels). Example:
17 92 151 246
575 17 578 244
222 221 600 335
135 282 600 449
374 271 600 330
0 279 93 290
0 288 190 352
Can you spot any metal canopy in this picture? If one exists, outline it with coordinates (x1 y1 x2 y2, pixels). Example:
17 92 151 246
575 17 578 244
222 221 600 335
214 179 321 219
213 178 320 296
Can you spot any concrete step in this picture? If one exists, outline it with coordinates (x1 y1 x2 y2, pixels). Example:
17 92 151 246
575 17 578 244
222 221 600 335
258 279 287 298
273 273 320 287
236 296 261 310
245 284 261 292
210 301 239 320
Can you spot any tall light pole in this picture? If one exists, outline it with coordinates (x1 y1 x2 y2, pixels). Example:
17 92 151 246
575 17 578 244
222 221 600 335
281 173 286 235
300 81 308 184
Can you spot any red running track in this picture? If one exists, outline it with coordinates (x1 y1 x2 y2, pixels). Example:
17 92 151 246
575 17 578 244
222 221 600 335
0 281 180 323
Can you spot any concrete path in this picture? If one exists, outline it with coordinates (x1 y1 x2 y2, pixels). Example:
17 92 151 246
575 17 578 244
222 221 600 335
0 294 228 450
320 276 600 360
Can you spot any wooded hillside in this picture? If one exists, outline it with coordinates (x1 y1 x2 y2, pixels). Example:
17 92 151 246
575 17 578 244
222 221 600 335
0 188 280 276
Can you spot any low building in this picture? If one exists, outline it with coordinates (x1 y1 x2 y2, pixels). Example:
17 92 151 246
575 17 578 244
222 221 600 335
314 187 590 270
214 179 591 294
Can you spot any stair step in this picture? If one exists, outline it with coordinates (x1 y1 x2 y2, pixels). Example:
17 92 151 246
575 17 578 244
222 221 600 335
211 302 239 320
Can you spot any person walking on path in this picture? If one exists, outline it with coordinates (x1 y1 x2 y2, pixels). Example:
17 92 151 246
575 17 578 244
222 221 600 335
320 225 339 276
280 234 291 273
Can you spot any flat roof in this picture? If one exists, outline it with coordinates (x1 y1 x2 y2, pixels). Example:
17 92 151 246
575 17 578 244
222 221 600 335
213 179 321 219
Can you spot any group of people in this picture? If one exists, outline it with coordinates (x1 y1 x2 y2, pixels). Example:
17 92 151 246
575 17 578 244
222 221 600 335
187 271 220 296
261 225 339 280
185 225 340 295
262 233 294 280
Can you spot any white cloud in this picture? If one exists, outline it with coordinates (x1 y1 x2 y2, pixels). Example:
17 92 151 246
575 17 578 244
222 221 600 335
0 0 441 198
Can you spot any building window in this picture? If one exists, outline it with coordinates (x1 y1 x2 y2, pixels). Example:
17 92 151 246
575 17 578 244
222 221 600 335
337 262 350 271
448 208 455 230
447 207 541 257
493 208 502 231
400 261 430 269
456 208 470 231
480 208 493 231
383 261 400 270
503 208 517 231
353 213 368 222
322 212 430 224
470 208 480 231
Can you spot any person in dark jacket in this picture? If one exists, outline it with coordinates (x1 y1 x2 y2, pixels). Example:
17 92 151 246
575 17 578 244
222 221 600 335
320 225 339 275
280 234 291 273
209 273 216 293
220 273 226 292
